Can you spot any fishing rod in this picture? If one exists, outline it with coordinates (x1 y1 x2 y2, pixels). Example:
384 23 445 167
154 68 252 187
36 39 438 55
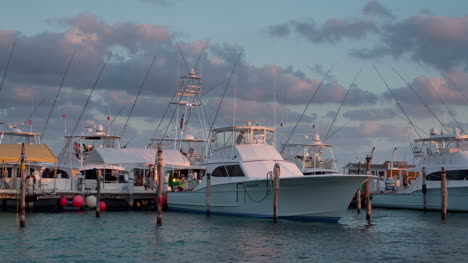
392 67 449 134
279 64 333 154
0 41 16 96
421 75 464 133
41 50 76 140
57 52 113 163
120 55 157 138
324 68 362 142
373 65 426 139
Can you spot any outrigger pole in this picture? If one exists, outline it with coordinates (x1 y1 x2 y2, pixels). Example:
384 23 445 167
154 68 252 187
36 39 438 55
324 68 362 142
280 64 333 154
373 65 426 139
0 41 16 96
205 52 242 154
41 50 76 140
392 67 449 134
420 75 464 133
120 55 157 139
57 52 113 164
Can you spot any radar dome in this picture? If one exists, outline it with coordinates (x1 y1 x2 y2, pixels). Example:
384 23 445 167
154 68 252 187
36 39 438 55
184 134 195 140
96 124 105 135
313 133 321 144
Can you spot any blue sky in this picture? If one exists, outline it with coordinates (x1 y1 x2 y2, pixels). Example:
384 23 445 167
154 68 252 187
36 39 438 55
1 0 468 167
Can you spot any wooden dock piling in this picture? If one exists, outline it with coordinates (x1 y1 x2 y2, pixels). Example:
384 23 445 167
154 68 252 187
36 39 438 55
273 163 280 223
206 172 211 216
156 143 164 225
356 161 362 214
364 154 372 222
441 167 448 220
19 143 26 227
422 167 427 211
96 168 101 218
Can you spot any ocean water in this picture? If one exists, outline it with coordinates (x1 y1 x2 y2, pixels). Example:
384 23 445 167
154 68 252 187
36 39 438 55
0 209 467 263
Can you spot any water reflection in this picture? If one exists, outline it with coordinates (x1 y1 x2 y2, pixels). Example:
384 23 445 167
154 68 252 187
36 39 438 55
1 209 468 262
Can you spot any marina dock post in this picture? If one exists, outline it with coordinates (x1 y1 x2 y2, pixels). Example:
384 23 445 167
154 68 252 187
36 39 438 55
364 154 372 221
356 162 362 214
273 163 280 223
156 143 164 225
206 173 211 216
422 167 427 211
441 167 448 220
19 143 26 227
96 168 101 218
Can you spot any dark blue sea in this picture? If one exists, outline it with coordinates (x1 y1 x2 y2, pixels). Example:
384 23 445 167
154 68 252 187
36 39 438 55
0 209 467 262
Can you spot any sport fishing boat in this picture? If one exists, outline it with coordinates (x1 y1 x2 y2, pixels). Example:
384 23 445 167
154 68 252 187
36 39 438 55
372 128 468 211
166 124 371 222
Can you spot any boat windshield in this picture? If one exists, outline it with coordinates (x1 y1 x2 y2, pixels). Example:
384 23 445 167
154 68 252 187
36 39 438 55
302 145 337 171
214 127 274 149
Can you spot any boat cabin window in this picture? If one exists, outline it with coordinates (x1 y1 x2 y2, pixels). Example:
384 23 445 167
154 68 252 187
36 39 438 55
41 168 69 178
1 167 14 178
212 165 245 177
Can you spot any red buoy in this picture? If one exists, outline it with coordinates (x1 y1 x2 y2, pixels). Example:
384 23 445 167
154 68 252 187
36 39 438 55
59 197 68 207
99 201 107 211
72 195 84 208
162 194 167 207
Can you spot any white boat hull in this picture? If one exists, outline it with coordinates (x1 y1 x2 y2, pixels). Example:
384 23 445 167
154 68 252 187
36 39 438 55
373 186 468 212
167 175 368 222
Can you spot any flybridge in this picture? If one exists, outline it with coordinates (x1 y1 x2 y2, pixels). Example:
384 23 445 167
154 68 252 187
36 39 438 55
411 128 468 157
0 129 41 144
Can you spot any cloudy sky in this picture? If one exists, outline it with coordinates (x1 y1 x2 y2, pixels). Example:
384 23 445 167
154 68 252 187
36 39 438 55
1 0 468 168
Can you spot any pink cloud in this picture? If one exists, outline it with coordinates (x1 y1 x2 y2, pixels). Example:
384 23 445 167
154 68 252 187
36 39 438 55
412 15 468 44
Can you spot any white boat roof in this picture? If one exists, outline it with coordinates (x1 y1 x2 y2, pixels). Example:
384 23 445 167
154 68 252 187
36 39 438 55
86 148 191 167
283 143 333 148
242 160 303 178
414 134 468 142
236 144 283 161
64 134 121 140
0 130 40 137
214 125 275 133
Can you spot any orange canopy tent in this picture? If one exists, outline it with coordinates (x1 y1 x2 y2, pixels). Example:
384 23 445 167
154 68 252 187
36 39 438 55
0 144 57 163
